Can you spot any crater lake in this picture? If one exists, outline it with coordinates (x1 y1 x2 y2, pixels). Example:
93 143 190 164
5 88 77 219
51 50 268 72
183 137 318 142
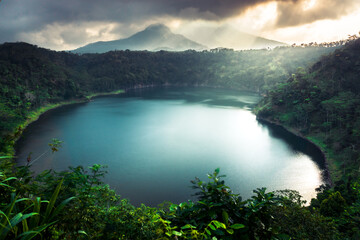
16 88 326 206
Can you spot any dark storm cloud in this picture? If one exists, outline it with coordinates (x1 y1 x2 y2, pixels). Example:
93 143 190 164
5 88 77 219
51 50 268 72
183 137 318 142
275 0 358 27
0 0 356 44
0 0 130 42
0 0 270 29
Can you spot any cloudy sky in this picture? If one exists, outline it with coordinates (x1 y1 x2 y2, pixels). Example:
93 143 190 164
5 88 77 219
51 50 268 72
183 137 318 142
0 0 359 50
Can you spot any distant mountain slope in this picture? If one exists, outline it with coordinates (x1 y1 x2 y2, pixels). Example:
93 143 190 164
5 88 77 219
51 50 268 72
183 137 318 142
72 24 206 53
183 25 287 50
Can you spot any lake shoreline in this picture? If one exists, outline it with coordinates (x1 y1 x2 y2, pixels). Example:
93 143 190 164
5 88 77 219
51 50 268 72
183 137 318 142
22 90 125 130
13 86 333 203
11 89 126 157
16 88 326 205
13 84 255 151
123 83 261 94
256 116 333 187
17 84 257 138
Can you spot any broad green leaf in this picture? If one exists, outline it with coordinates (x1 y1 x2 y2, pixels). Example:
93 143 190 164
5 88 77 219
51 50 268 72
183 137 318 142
171 230 182 236
230 223 245 229
77 230 88 236
198 201 207 206
10 213 38 228
1 194 18 233
179 202 187 208
222 211 229 225
213 221 226 229
162 220 171 224
0 183 12 188
181 224 196 230
29 198 41 229
209 224 216 231
169 204 178 212
22 218 29 233
1 213 38 238
1 177 16 181
43 178 64 224
0 209 11 230
226 228 234 234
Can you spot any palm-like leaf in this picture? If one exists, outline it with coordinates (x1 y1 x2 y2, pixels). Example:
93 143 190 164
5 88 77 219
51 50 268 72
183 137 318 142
0 178 74 239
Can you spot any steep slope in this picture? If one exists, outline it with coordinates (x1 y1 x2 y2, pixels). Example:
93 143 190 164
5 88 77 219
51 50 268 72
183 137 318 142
72 24 206 53
255 38 360 180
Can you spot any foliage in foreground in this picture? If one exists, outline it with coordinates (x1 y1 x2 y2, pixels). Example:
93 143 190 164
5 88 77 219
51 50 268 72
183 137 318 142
0 165 73 240
1 158 360 239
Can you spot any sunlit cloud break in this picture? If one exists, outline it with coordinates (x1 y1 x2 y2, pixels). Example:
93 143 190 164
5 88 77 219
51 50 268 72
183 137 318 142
0 0 359 50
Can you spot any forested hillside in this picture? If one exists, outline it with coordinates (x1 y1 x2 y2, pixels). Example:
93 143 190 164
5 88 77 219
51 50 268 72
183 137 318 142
0 42 337 154
256 38 360 181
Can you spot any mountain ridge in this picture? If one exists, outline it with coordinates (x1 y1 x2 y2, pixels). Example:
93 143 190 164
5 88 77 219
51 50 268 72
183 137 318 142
72 24 206 53
72 23 288 53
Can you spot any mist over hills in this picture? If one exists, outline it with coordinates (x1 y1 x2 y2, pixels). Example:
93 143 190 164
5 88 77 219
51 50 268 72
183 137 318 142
181 25 288 50
72 24 206 53
72 24 287 54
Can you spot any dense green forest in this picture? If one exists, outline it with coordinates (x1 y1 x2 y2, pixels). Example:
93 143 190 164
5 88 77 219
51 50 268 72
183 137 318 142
0 42 336 154
1 41 360 239
255 38 360 181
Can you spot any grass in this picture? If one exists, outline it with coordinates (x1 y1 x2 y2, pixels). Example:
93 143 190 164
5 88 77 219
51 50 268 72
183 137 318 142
23 89 125 130
7 89 125 155
25 101 81 128
307 134 343 183
85 89 125 100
